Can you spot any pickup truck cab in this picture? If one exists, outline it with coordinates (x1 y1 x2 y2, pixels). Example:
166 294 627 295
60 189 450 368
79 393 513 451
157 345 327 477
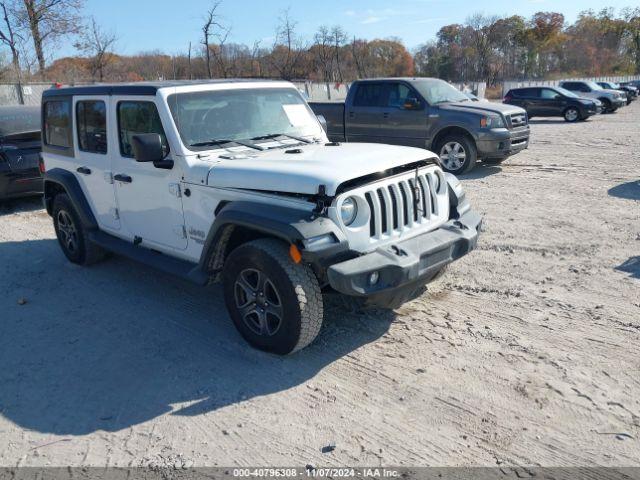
558 81 627 113
503 86 601 122
41 80 481 354
309 78 530 175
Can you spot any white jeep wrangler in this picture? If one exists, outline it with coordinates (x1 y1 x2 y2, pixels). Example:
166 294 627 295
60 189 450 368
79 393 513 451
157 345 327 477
41 80 481 354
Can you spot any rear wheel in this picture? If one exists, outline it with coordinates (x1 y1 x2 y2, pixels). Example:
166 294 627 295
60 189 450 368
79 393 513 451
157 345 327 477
436 134 477 175
222 239 323 354
52 194 106 265
563 107 580 122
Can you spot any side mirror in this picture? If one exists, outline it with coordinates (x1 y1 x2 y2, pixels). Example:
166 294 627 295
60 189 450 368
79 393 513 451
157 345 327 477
403 98 421 110
132 133 173 169
316 114 328 133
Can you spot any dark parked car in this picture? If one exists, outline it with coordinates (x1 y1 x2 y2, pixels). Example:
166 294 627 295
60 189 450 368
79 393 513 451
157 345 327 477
309 78 530 175
503 86 601 122
0 106 42 200
597 81 637 105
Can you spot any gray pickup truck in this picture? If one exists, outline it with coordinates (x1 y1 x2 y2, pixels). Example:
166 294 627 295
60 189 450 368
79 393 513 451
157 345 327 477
310 78 530 175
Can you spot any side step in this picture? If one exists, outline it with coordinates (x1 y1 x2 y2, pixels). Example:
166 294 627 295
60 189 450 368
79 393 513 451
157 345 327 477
88 231 209 285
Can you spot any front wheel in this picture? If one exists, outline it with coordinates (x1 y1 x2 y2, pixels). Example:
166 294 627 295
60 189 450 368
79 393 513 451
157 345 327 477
563 107 580 122
222 239 323 355
436 135 477 175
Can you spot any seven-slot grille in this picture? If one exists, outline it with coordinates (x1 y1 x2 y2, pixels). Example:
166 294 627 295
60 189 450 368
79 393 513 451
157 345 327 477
508 112 527 128
363 170 443 239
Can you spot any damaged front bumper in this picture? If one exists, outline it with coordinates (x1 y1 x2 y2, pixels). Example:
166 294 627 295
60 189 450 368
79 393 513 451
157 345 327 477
326 209 482 308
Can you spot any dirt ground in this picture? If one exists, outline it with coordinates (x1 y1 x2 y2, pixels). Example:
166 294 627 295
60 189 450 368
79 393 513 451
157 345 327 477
0 103 639 468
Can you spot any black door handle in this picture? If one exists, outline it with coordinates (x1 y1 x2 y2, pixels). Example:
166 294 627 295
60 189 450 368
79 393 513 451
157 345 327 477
113 174 132 183
76 166 91 175
348 111 355 118
383 112 389 118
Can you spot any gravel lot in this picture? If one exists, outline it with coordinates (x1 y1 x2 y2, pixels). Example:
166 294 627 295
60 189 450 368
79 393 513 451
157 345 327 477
0 103 639 468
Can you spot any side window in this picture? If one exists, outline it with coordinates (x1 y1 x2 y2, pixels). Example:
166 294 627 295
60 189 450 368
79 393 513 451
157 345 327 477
117 101 169 158
44 100 72 148
562 83 576 91
386 83 419 108
580 83 591 92
353 83 386 107
77 100 107 154
540 89 557 99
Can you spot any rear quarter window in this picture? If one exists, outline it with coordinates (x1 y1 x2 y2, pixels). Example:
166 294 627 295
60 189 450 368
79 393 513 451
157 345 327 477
43 100 72 148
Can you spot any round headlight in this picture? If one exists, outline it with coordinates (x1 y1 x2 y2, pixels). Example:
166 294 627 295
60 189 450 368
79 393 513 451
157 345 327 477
340 197 358 226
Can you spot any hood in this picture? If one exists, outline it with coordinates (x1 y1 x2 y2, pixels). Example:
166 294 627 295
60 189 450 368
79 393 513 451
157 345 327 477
206 143 436 196
439 101 525 117
601 88 623 97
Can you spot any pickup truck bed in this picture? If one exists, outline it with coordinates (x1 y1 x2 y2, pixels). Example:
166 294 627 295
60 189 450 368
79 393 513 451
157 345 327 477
308 101 346 141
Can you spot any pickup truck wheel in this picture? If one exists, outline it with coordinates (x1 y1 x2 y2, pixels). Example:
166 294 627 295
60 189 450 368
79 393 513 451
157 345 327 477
52 193 106 265
437 136 477 175
563 107 580 122
222 239 323 355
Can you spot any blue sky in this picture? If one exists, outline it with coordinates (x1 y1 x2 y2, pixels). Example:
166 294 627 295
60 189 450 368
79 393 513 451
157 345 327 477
61 0 635 57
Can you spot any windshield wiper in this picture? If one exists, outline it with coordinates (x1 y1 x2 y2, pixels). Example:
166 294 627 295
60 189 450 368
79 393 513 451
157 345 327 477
250 133 312 144
190 138 264 150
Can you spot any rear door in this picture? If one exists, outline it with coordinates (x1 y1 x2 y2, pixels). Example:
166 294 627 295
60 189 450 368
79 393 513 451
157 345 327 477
345 82 388 142
519 88 541 115
72 96 120 231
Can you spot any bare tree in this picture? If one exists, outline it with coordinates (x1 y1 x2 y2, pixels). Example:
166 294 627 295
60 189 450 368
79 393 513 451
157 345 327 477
331 26 346 82
20 0 83 79
201 1 229 78
74 17 116 81
0 1 24 99
270 8 305 80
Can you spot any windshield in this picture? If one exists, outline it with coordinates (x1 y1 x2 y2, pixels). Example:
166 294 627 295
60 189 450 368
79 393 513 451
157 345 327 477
168 87 323 150
555 87 579 98
585 81 603 91
411 79 469 105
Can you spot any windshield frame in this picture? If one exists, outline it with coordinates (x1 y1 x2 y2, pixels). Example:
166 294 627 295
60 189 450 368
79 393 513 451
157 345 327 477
165 85 324 153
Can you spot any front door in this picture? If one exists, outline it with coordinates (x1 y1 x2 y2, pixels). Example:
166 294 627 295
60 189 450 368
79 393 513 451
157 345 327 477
110 97 187 250
73 96 120 231
539 88 565 115
378 82 427 148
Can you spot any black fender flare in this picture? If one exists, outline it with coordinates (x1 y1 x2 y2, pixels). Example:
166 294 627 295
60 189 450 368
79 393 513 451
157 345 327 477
196 201 348 275
43 168 98 230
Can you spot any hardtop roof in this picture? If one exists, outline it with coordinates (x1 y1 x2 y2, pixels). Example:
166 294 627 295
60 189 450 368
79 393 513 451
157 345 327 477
42 79 285 98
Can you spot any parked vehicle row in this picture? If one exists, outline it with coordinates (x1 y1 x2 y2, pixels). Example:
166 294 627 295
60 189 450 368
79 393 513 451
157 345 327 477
503 80 634 122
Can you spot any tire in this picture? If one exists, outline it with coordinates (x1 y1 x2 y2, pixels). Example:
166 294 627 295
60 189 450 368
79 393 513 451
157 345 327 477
52 193 106 265
563 107 580 122
599 98 614 113
222 238 323 355
436 134 477 175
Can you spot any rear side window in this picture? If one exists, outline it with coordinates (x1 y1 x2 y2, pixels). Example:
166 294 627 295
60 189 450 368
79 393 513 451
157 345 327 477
77 100 107 154
353 83 387 107
117 101 169 158
514 88 538 97
44 100 72 148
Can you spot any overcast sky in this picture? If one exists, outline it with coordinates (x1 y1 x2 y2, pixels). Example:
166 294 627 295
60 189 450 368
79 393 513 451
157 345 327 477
56 0 636 58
